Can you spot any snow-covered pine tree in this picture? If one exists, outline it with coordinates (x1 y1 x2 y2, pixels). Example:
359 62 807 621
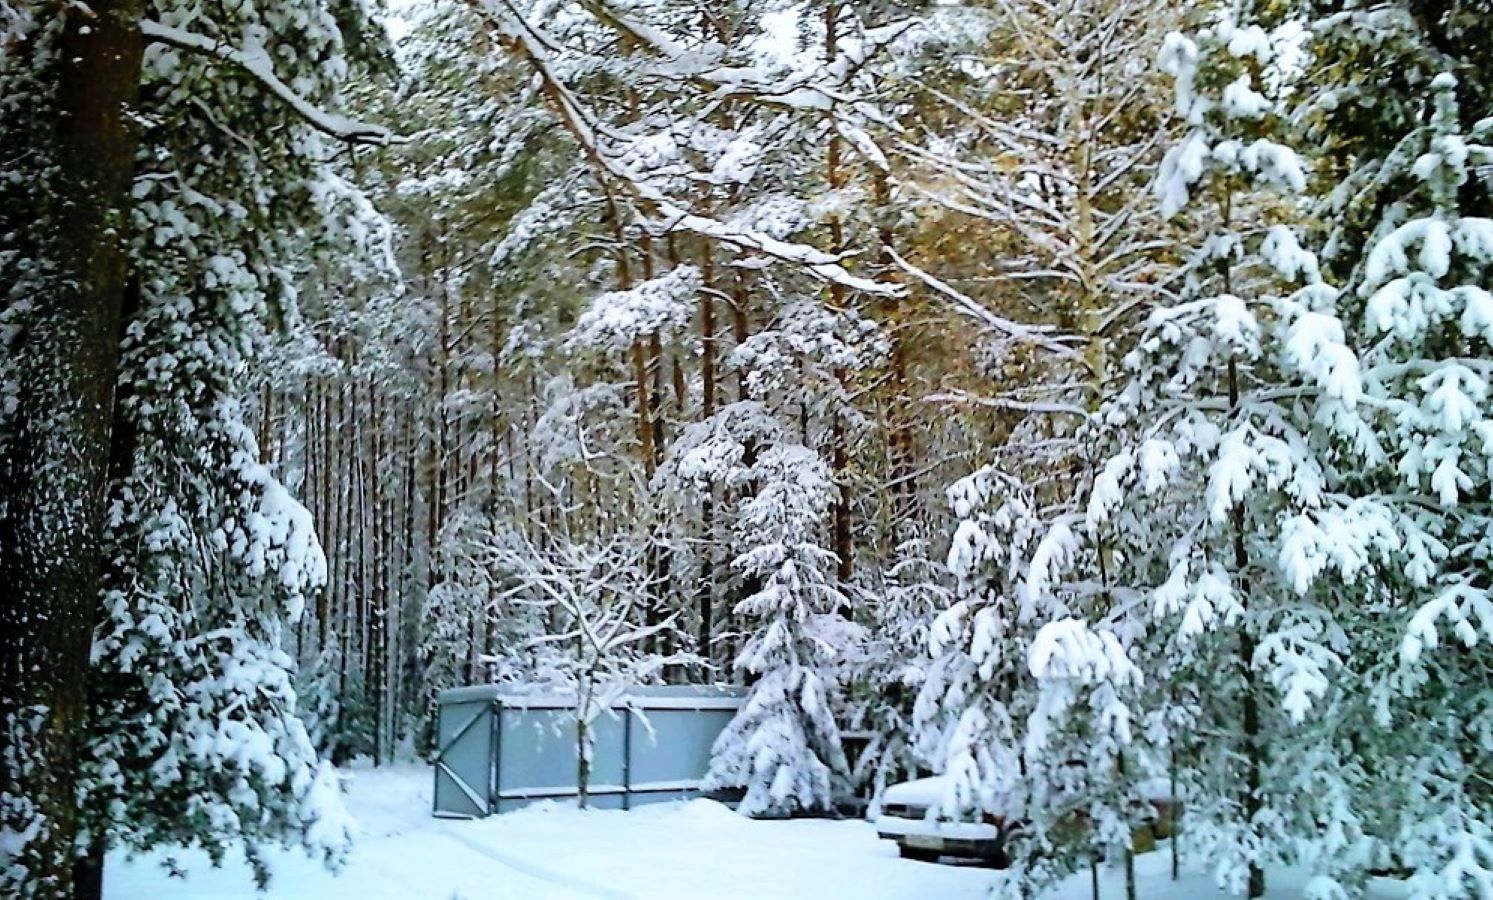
65 1 396 892
912 466 1043 849
0 5 147 894
899 0 1178 398
911 463 1144 895
1265 3 1493 889
1019 12 1367 898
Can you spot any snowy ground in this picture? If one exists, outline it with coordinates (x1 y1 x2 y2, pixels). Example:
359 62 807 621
106 765 1410 900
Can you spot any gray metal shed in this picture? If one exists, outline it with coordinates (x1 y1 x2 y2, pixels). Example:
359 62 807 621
432 683 747 818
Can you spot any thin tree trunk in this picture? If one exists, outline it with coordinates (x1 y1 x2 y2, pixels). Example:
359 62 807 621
629 341 655 481
1170 742 1180 881
1221 185 1264 899
698 242 717 667
823 0 853 606
333 376 353 723
872 172 916 538
318 377 333 642
399 402 420 738
1230 357 1265 899
368 380 385 765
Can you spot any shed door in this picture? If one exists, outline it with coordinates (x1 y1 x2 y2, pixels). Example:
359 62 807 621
433 698 493 817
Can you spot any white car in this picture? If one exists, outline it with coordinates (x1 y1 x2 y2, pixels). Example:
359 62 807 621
871 776 1014 864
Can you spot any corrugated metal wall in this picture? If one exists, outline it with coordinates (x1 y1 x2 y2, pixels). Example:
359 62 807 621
433 684 746 818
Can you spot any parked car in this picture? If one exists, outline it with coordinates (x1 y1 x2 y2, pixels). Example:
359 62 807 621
874 774 1182 866
871 776 1016 864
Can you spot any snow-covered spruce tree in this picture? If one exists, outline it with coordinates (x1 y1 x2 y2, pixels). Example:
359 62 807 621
660 402 848 814
1020 15 1369 898
67 2 395 892
694 432 854 816
1338 72 1493 897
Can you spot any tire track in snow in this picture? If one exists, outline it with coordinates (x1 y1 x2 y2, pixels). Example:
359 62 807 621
438 825 635 900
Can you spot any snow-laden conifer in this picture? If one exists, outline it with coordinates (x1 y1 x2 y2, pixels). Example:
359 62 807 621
68 0 395 888
1016 14 1363 897
701 441 854 816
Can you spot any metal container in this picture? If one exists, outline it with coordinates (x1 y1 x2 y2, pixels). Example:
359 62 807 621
432 683 746 817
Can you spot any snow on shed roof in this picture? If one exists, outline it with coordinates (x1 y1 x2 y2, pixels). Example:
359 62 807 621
437 683 748 710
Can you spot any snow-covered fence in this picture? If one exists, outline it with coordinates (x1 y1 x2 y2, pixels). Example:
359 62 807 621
433 684 746 817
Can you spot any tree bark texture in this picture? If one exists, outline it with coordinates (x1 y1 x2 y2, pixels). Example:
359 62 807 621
0 5 145 897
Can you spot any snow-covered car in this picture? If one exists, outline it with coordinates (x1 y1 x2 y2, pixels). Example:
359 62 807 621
871 776 1015 864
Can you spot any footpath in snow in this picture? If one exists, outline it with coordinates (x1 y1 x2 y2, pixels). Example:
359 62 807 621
105 764 1410 900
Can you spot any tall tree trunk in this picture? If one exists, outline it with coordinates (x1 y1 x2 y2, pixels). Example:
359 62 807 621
1220 186 1264 898
0 6 144 897
697 242 717 666
872 172 916 538
368 380 385 766
332 375 351 709
429 240 451 597
399 403 420 736
317 377 333 642
1229 357 1265 899
823 0 854 607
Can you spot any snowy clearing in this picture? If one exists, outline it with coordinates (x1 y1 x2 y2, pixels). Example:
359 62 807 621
105 765 992 900
106 765 1411 900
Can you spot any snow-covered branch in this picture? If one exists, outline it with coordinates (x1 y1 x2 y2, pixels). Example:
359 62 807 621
885 247 1080 356
140 20 403 147
923 389 1090 418
473 0 899 296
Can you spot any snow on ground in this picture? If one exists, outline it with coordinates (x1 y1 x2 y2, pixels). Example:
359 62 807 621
106 764 1411 900
105 764 993 900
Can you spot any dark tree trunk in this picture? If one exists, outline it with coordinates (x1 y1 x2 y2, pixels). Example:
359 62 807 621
71 839 105 900
0 5 145 897
1227 356 1265 900
822 2 854 610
